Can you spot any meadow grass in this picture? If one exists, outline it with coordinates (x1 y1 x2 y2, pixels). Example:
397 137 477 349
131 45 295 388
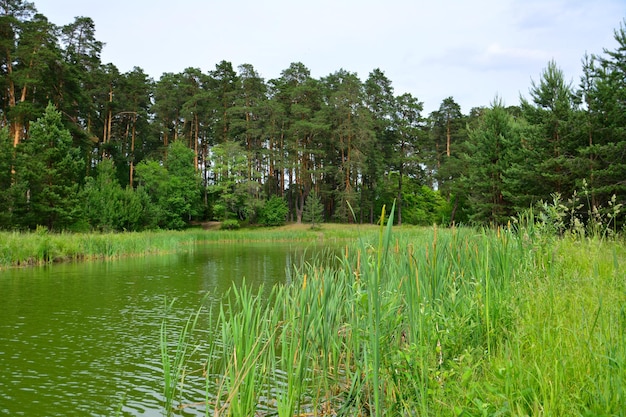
0 223 371 269
160 219 626 416
0 229 199 267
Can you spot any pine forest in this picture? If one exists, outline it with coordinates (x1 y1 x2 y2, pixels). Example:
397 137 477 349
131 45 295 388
2 1 626 232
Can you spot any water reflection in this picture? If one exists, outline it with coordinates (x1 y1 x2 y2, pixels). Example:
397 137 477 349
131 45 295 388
0 241 332 416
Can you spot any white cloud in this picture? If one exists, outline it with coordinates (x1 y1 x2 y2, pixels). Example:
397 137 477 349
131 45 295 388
476 43 552 69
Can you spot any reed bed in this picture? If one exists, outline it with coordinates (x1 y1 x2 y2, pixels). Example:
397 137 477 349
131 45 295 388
0 224 370 268
161 213 626 416
0 229 200 267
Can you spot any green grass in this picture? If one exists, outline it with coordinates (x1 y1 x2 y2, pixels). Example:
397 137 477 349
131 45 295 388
0 223 370 269
486 238 626 416
0 229 198 267
160 220 626 416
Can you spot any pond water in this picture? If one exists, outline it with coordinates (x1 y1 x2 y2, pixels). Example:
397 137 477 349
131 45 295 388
0 242 329 416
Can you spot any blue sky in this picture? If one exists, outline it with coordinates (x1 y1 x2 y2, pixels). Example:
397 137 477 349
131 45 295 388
34 0 624 114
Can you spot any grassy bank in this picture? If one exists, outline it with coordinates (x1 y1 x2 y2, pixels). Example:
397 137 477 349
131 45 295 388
0 228 197 267
0 223 373 268
161 218 626 415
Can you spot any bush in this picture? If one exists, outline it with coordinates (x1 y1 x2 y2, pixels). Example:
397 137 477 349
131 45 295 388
260 196 288 226
220 219 240 230
402 185 449 225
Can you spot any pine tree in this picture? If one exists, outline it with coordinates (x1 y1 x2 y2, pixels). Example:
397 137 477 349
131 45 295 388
582 21 626 214
363 69 395 223
390 92 424 225
271 62 325 223
519 60 578 202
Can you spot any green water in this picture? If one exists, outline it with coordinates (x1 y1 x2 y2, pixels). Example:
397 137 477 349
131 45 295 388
0 242 325 416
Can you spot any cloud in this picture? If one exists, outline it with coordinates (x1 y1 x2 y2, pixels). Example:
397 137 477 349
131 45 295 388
475 43 552 70
34 0 625 113
428 42 549 74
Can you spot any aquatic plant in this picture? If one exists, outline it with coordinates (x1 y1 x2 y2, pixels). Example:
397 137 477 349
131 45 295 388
156 210 625 415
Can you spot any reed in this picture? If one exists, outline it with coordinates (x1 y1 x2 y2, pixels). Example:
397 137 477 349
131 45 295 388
157 216 625 415
0 229 197 267
0 224 374 269
160 298 204 415
214 283 276 415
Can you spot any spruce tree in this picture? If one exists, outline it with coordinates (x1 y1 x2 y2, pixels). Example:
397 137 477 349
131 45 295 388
13 103 85 230
302 190 324 228
463 100 518 224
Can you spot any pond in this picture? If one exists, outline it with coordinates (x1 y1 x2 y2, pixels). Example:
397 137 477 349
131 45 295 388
0 241 331 416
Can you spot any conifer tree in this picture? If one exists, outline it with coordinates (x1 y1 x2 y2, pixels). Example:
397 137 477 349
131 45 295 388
519 60 578 203
390 92 424 225
463 100 518 224
13 103 84 230
363 69 395 223
583 21 626 214
302 190 324 228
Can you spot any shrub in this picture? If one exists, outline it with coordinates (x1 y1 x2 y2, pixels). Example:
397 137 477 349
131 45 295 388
402 185 449 225
220 219 240 230
260 196 288 226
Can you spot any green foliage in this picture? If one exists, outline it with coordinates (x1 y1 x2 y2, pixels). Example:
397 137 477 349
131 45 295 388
0 128 14 228
158 215 626 416
81 159 150 231
134 159 169 227
135 141 203 229
209 140 262 222
332 187 358 223
160 300 204 416
430 97 467 198
517 60 578 204
573 23 626 225
0 228 215 267
163 141 203 228
82 161 122 231
259 195 288 226
463 100 518 224
389 92 425 225
401 185 449 225
302 190 324 228
0 5 625 230
523 186 623 240
13 103 85 230
220 219 240 230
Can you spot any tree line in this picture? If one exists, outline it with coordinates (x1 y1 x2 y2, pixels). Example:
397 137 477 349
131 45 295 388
1 1 625 231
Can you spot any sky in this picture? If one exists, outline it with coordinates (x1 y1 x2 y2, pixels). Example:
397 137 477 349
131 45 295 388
34 0 625 114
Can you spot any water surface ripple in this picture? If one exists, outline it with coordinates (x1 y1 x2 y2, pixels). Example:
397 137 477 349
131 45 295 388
0 242 319 416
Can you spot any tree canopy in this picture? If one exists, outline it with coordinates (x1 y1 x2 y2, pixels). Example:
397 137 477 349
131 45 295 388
1 2 625 231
